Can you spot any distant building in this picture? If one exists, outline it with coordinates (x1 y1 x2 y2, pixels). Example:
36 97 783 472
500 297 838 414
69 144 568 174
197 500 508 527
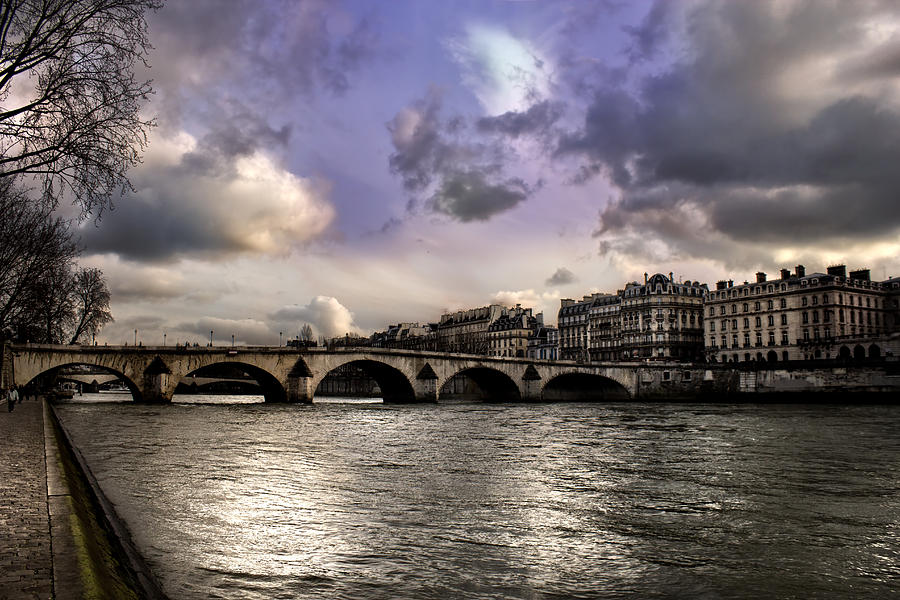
558 294 600 361
371 322 436 350
438 304 536 355
589 293 622 361
527 326 559 361
620 273 708 361
704 265 891 363
487 307 543 358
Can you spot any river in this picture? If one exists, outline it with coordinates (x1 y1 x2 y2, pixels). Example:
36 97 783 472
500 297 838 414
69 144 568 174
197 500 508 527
54 394 900 599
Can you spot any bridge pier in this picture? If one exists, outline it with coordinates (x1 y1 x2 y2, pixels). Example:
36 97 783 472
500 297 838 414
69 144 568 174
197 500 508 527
413 379 437 403
285 376 314 403
521 379 543 402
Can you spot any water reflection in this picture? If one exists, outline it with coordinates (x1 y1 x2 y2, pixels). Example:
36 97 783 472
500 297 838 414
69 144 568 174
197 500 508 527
54 401 900 599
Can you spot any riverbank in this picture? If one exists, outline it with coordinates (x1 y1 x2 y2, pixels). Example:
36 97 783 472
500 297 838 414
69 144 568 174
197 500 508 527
0 398 165 599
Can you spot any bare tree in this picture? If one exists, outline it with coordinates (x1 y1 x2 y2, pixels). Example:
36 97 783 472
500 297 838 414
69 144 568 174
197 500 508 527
0 0 160 214
0 177 78 337
299 323 314 342
68 267 112 344
21 259 74 343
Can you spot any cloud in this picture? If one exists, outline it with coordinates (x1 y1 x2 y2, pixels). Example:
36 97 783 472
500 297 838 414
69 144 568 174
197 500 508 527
79 131 336 261
428 170 529 222
476 100 564 139
386 89 539 222
270 296 360 339
446 23 552 115
558 0 900 268
545 267 577 286
491 289 562 323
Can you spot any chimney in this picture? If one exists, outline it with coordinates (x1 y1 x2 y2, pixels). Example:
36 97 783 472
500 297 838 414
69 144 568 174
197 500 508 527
780 268 791 280
644 272 648 284
728 280 734 288
849 269 871 281
795 265 805 278
669 271 673 281
716 280 727 290
827 265 847 278
561 299 574 308
756 272 767 283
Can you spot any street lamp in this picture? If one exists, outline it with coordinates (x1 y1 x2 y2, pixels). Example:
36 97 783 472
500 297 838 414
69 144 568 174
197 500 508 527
163 332 167 346
279 331 282 347
231 334 235 347
210 330 213 347
134 329 137 346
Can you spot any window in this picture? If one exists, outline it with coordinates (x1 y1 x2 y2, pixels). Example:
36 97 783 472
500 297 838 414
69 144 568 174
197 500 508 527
866 297 871 308
813 311 819 323
721 335 727 348
743 318 749 329
781 314 787 325
710 322 716 332
823 294 829 303
802 312 809 324
813 296 818 305
803 329 810 340
781 331 789 344
720 306 726 315
743 303 749 312
731 304 737 313
802 297 808 306
754 301 761 311
767 300 773 310
709 307 715 316
768 315 774 326
744 333 750 347
755 333 762 346
755 316 761 327
768 332 775 344
780 298 787 308
732 319 738 330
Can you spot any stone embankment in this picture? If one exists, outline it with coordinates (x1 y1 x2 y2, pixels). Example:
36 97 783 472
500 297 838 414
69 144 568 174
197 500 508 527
0 398 165 600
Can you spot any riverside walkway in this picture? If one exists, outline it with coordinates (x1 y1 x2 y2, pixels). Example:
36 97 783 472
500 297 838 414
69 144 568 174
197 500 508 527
0 400 52 600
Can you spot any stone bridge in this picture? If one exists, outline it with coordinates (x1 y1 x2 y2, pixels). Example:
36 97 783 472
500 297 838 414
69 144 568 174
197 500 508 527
8 344 719 403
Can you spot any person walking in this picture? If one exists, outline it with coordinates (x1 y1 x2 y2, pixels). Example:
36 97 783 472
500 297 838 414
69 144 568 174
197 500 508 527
6 387 15 412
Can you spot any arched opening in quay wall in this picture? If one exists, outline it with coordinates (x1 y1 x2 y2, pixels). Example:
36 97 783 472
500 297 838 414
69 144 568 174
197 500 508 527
314 360 415 403
541 373 630 402
177 362 285 403
438 368 521 402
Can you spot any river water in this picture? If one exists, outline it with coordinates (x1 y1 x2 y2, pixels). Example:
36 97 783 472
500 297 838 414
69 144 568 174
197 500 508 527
55 395 900 599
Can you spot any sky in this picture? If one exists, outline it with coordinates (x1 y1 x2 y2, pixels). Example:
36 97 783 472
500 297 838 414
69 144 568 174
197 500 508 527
75 0 900 346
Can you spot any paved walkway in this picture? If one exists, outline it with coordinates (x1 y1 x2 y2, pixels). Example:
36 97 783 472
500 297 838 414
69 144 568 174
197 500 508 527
0 399 52 600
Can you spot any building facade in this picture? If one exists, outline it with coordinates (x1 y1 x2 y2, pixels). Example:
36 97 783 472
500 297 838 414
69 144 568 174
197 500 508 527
487 308 543 358
589 294 622 361
527 326 559 361
558 294 599 361
704 265 891 363
620 273 708 361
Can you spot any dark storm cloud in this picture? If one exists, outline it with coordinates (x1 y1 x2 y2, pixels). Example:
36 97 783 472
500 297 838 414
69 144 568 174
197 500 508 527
386 90 541 222
545 267 577 287
476 101 564 139
427 170 529 222
557 0 900 262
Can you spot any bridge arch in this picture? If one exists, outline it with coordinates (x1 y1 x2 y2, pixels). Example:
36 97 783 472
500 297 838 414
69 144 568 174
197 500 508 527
541 372 630 402
438 367 521 402
179 361 284 403
312 359 415 403
21 362 142 402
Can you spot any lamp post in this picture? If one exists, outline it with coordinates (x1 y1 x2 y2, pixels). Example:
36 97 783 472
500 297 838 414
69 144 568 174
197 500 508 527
231 334 235 347
163 332 167 346
210 330 213 347
134 329 137 346
279 331 282 347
